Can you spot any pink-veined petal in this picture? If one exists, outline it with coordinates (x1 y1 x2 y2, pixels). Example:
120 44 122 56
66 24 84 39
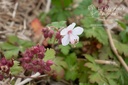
60 28 68 35
66 23 76 31
61 35 69 46
73 27 84 35
69 34 79 44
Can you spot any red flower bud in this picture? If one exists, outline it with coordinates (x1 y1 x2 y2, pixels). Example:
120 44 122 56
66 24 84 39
46 60 53 66
24 57 31 63
48 30 54 38
55 31 61 39
38 52 44 59
7 60 14 67
1 58 7 65
45 66 51 71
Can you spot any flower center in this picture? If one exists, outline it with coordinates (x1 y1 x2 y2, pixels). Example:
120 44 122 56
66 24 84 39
68 30 72 34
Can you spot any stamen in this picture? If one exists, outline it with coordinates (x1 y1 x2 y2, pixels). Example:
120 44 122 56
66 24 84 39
68 30 72 34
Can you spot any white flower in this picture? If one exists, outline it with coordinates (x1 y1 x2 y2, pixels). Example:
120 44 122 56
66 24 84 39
60 23 84 46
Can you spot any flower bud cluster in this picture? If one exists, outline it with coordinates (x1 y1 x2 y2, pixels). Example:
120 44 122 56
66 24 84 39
55 31 62 44
42 28 54 38
0 57 14 80
20 45 53 74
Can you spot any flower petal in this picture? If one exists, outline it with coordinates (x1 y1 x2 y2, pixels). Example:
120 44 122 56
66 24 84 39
73 27 84 35
61 35 69 46
60 28 68 35
67 23 76 31
69 34 79 44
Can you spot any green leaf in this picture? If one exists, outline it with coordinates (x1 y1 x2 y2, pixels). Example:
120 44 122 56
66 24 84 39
52 65 65 80
84 54 95 63
18 39 34 48
79 83 90 85
47 21 66 28
84 27 108 45
4 49 20 59
107 78 117 85
73 0 92 16
65 53 77 66
7 35 19 44
44 48 56 61
53 57 67 69
114 39 128 57
59 45 70 55
117 21 127 29
49 8 70 21
89 72 103 84
75 42 83 48
0 42 17 50
65 53 78 80
121 68 128 85
0 35 34 59
65 69 78 81
51 57 67 80
52 0 72 8
99 45 115 59
10 61 23 75
119 30 128 43
78 61 89 83
85 63 100 72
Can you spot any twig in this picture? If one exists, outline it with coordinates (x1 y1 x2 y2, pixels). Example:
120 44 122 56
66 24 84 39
12 2 18 18
45 0 51 13
77 58 118 66
3 78 10 85
95 60 119 67
10 2 18 28
15 78 22 85
21 19 26 34
105 0 124 19
11 74 48 79
106 28 128 72
17 72 40 85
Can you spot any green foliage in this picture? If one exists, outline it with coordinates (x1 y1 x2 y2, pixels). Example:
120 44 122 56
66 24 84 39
77 60 89 84
114 39 128 57
44 48 56 61
49 8 70 21
73 0 92 16
99 45 115 59
59 45 70 55
47 0 72 21
51 57 67 80
117 21 127 29
84 27 108 45
0 35 34 59
52 0 72 8
121 69 128 85
83 54 125 85
1 0 127 84
65 53 78 80
119 28 128 43
10 61 23 75
47 21 66 28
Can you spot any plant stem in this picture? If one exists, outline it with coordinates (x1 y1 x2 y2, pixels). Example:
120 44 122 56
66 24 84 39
95 60 118 67
17 72 40 85
77 58 118 66
106 28 128 72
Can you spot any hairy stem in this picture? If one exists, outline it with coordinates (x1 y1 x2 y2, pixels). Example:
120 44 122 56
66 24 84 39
106 28 128 72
